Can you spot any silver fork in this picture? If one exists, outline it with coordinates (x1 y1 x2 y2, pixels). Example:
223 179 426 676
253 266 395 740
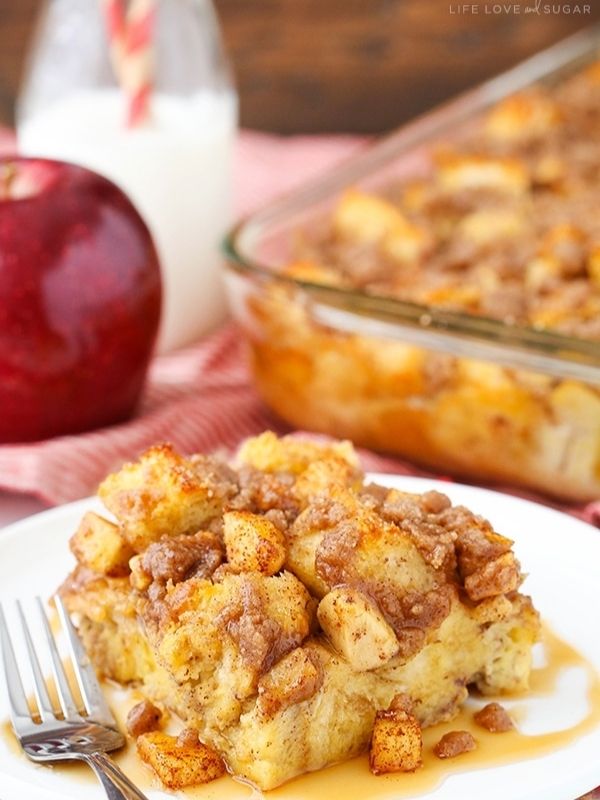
0 595 149 800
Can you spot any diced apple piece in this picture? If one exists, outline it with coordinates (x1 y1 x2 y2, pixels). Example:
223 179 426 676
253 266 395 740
317 587 399 671
223 511 286 576
137 731 225 789
369 708 422 774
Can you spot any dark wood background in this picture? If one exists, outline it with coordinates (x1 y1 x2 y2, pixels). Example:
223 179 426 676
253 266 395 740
1 0 598 133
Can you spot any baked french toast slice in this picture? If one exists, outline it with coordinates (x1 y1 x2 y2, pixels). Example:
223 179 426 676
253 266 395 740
59 432 539 790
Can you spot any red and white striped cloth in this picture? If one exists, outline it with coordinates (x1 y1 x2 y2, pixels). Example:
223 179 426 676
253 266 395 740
0 128 598 531
0 323 424 503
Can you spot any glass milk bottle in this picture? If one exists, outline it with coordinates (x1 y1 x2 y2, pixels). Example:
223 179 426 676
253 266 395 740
18 0 238 352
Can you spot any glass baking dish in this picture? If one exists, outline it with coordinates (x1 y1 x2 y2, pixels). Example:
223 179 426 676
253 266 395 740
224 25 600 503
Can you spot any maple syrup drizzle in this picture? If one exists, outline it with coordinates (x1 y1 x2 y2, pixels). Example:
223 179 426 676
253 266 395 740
2 624 599 799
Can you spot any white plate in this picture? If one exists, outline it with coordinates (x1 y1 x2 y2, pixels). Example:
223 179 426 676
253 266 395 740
0 476 599 800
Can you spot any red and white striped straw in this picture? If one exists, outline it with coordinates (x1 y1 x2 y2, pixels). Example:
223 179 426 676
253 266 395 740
101 0 157 127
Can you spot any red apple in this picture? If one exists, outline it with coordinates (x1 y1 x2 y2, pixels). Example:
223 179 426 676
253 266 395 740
0 157 162 443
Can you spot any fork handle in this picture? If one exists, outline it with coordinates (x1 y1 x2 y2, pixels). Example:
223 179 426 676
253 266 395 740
84 751 150 800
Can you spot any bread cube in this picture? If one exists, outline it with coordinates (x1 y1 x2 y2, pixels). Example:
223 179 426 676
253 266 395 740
385 223 431 264
471 595 514 625
223 511 286 575
317 587 399 671
547 382 600 486
485 91 559 143
257 646 323 718
69 512 133 577
582 60 600 85
333 188 415 244
525 256 558 291
369 708 422 774
288 487 443 606
293 456 360 504
533 153 566 187
530 224 587 285
98 444 223 552
333 189 406 242
137 731 225 789
588 245 600 287
283 261 344 287
457 209 523 245
238 431 358 476
436 153 529 195
333 189 429 264
129 554 152 591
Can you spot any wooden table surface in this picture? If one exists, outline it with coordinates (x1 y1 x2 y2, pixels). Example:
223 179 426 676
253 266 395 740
0 0 598 133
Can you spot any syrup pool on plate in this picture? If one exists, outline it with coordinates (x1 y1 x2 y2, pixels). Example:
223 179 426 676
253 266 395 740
18 88 238 352
4 625 598 800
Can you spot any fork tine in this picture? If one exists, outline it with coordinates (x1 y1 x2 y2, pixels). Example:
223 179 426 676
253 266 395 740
36 597 81 722
54 595 116 728
16 600 56 721
0 604 31 723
